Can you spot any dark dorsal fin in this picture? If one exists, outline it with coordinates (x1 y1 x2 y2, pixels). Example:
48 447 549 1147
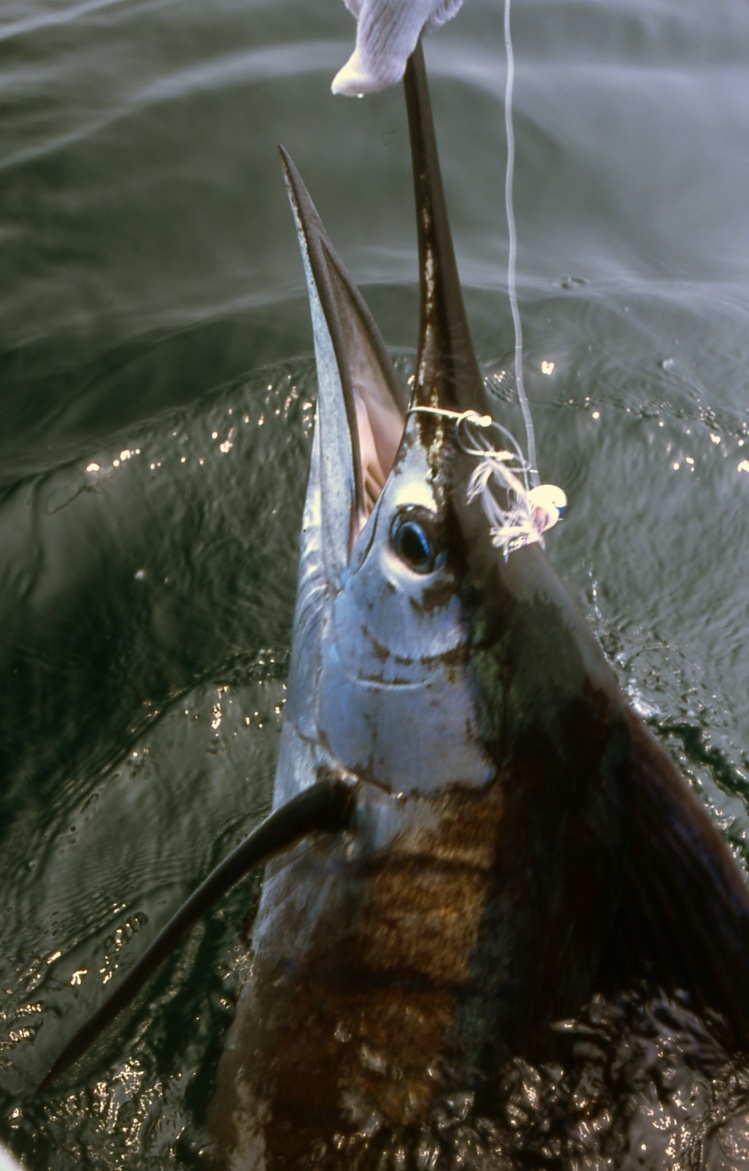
39 777 355 1091
603 710 749 1047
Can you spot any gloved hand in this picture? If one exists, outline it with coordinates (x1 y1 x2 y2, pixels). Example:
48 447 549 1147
332 0 466 95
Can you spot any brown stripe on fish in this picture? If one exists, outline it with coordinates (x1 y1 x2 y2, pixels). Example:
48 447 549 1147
208 782 505 1166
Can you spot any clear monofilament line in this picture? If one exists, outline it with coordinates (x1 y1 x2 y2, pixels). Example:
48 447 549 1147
503 0 539 487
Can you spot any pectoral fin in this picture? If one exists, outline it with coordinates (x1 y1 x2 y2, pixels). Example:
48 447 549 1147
39 776 355 1091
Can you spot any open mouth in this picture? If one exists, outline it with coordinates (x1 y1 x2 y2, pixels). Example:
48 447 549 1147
279 145 406 554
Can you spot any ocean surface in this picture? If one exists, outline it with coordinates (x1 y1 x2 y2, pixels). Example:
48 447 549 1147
1 0 748 1166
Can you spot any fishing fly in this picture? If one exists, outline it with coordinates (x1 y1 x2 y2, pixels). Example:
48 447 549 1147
409 405 566 557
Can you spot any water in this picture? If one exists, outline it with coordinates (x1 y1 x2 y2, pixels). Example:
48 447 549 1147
1 0 748 1166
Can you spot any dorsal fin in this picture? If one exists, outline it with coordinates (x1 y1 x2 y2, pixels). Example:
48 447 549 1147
602 711 749 1047
39 777 355 1090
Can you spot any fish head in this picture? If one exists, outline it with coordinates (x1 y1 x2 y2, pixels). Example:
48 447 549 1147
278 144 496 802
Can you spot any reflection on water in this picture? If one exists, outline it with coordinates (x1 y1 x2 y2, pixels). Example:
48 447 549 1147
1 0 749 1166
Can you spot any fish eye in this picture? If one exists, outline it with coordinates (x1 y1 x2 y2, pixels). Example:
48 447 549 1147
390 509 443 574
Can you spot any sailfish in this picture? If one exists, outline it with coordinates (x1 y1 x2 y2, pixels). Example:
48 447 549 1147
41 42 749 1170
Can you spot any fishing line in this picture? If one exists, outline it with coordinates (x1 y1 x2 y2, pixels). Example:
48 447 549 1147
503 0 540 488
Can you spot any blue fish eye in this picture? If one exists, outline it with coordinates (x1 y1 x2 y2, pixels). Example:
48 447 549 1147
390 510 441 574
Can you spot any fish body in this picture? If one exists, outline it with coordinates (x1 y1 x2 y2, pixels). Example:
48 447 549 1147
206 46 709 1169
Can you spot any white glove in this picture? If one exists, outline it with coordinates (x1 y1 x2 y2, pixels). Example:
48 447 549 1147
332 0 466 95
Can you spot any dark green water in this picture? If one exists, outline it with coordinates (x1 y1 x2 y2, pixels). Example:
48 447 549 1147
1 0 748 1166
